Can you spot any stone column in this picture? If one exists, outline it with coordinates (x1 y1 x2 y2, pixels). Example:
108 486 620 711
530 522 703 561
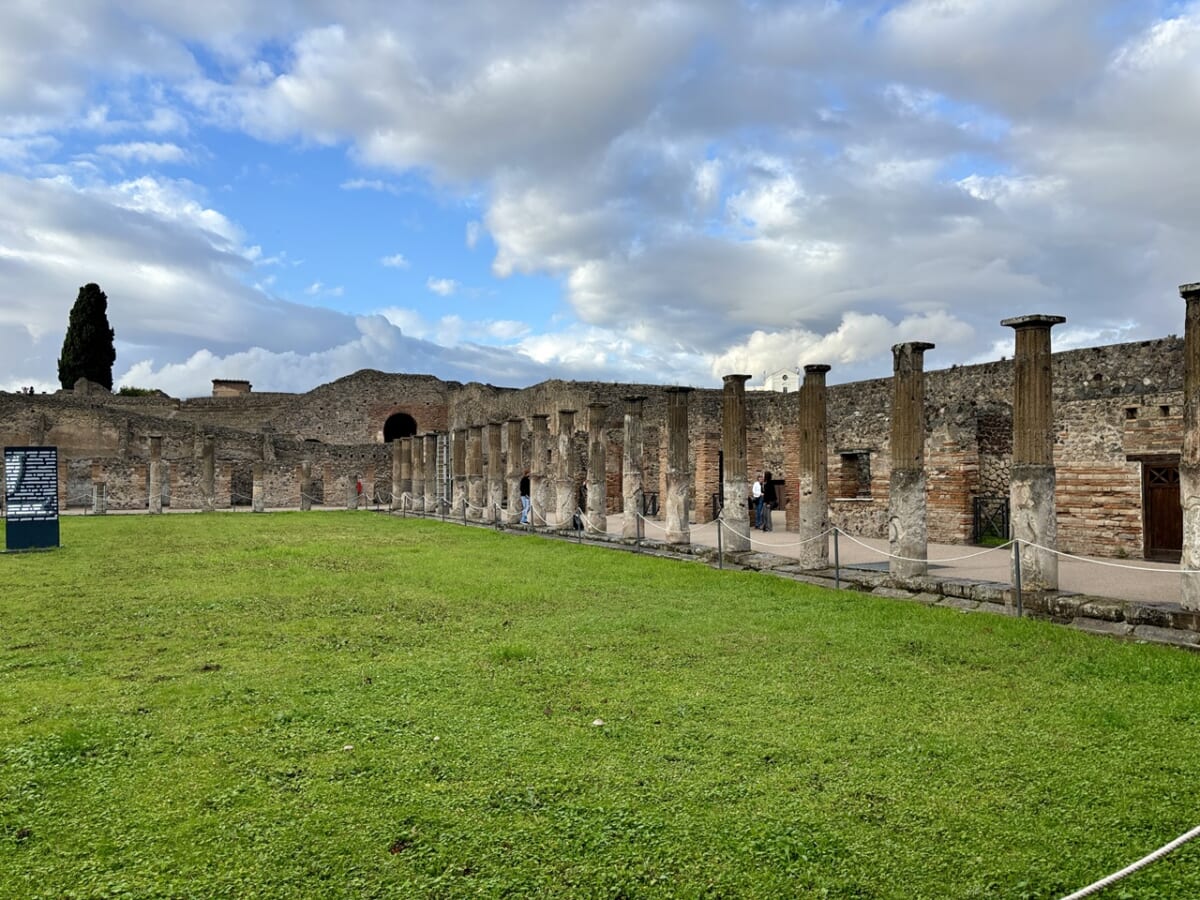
148 435 163 514
586 403 608 534
1182 284 1200 608
399 437 413 509
505 419 524 524
347 473 359 510
530 415 550 526
664 388 692 544
423 434 439 513
468 425 484 521
486 422 503 523
556 410 577 528
1003 314 1066 591
92 480 107 515
888 343 934 578
797 365 832 569
252 462 265 513
410 435 425 512
390 440 402 510
200 433 215 512
300 460 313 511
622 397 646 540
452 428 468 516
722 375 752 551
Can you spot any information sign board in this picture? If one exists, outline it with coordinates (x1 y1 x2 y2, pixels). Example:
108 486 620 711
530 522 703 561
4 446 60 551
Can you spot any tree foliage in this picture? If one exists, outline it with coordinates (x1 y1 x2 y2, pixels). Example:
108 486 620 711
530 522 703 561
57 283 116 390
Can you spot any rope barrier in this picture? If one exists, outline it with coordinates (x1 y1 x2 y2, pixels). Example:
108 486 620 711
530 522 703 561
1061 824 1200 899
1021 540 1200 575
835 528 1015 564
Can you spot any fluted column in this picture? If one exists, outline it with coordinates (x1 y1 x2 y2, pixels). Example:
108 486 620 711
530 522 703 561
797 364 831 569
506 418 524 525
390 440 402 510
622 397 646 540
300 460 313 511
399 437 413 509
665 388 692 544
1184 284 1200 608
252 461 265 513
410 434 425 513
468 425 484 521
889 343 934 579
1003 314 1066 591
556 410 577 528
530 415 550 526
148 435 163 514
721 375 752 551
450 428 466 516
586 403 608 534
486 422 503 523
200 433 215 512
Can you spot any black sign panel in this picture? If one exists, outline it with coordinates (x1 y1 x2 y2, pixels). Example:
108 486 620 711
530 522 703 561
5 447 60 551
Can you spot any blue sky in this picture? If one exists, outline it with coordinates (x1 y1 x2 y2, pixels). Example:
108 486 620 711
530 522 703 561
0 1 1197 397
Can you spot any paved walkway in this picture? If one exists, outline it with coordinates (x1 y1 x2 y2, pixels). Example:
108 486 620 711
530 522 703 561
606 509 1185 607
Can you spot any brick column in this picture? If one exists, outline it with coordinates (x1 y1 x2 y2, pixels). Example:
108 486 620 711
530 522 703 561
722 375 752 551
252 461 265 513
423 434 439 513
530 415 550 526
486 422 503 523
451 428 467 515
399 437 413 509
148 435 163 514
797 364 831 569
556 410 577 528
1181 283 1200 609
300 460 313 511
506 418 524 525
622 396 646 540
468 425 484 521
1003 314 1066 590
889 343 934 578
586 403 608 534
665 388 692 544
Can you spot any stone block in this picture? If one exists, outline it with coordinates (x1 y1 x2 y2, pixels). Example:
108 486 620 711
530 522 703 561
1069 617 1134 638
1132 624 1200 649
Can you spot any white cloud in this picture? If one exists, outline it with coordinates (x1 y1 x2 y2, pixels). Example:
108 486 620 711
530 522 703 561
97 141 188 164
426 277 459 296
380 252 410 268
465 220 482 249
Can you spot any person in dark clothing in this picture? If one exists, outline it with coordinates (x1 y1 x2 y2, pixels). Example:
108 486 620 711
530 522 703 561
762 471 777 532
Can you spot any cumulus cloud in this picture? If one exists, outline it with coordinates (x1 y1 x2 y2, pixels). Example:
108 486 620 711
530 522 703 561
426 277 458 296
1 1 1198 397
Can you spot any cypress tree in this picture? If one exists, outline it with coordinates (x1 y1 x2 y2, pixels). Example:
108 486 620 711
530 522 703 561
57 283 116 390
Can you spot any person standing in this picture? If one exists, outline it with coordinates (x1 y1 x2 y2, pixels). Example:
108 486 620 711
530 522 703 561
751 473 764 529
519 470 531 524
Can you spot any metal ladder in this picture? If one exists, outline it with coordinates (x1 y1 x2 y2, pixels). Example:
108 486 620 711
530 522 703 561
435 433 450 509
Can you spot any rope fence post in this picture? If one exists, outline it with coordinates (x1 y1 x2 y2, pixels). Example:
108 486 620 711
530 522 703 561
834 528 840 590
717 513 724 570
1013 540 1024 618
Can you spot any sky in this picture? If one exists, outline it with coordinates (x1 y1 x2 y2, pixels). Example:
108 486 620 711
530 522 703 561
2 0 1199 398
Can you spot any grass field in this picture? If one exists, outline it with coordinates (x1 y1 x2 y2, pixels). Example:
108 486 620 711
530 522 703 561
2 512 1200 898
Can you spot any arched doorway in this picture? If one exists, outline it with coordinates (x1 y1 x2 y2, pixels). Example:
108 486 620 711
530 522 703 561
383 412 418 442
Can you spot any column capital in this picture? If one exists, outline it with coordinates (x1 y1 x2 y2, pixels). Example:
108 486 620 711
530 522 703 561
891 341 935 356
722 373 752 386
586 401 608 411
803 364 831 375
620 395 647 404
1000 314 1066 330
664 386 694 395
1180 282 1200 302
558 408 577 416
530 413 550 422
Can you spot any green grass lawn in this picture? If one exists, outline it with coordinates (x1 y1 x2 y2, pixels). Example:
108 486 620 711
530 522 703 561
2 512 1200 898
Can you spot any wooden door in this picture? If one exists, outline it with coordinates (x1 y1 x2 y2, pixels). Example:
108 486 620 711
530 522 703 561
1144 463 1182 562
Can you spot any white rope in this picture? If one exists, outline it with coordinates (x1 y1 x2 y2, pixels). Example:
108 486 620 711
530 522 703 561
1021 540 1200 575
1061 824 1200 900
835 529 1015 564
